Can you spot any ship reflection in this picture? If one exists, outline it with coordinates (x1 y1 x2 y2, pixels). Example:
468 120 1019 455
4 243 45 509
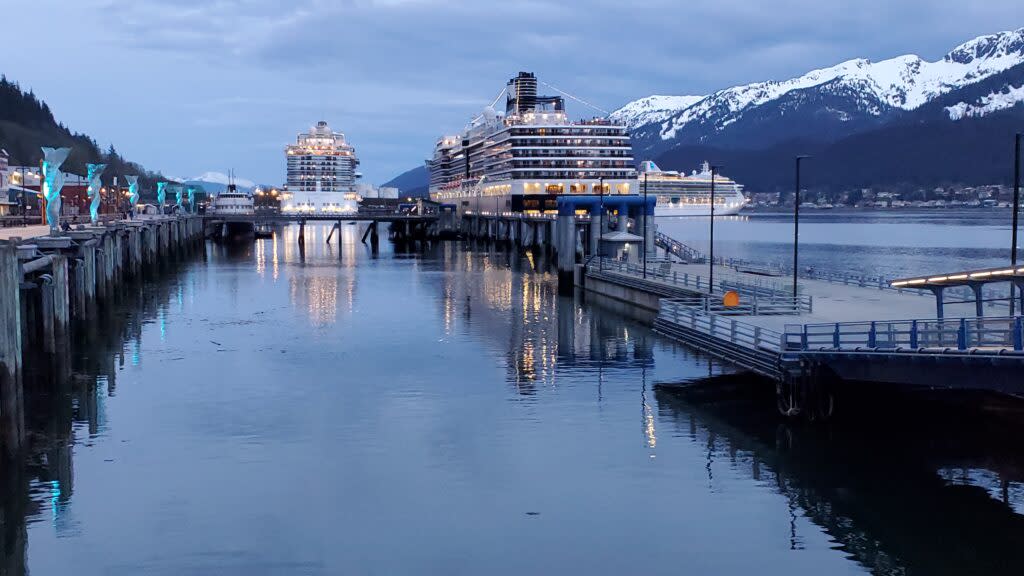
655 384 1024 575
432 243 655 395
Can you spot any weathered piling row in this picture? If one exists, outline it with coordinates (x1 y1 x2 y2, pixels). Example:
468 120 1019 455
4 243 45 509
0 215 204 457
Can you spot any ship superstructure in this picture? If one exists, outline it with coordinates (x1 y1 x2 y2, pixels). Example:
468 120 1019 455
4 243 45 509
428 72 636 214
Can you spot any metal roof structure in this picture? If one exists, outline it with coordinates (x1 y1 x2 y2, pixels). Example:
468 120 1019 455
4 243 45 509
890 264 1024 318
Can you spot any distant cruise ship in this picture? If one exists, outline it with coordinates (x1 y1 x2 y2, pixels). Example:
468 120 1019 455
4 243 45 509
282 121 361 214
639 160 747 217
428 72 636 214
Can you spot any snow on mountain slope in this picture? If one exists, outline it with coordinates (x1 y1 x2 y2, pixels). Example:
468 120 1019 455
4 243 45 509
609 94 705 128
614 28 1024 141
187 171 256 189
945 84 1024 120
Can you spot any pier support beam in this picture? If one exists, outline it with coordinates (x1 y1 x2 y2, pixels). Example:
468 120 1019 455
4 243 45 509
0 242 23 456
969 282 984 317
51 255 69 338
556 212 576 293
929 286 946 320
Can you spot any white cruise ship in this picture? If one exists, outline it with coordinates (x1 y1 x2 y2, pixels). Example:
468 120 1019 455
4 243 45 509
428 72 636 214
639 161 747 217
281 121 361 215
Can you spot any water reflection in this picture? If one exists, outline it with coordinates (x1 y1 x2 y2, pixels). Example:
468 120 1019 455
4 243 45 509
655 383 1024 575
429 241 660 395
4 221 1023 575
2 253 205 574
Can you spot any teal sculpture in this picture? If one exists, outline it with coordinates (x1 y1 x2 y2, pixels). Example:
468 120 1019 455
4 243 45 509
86 163 106 224
41 147 71 233
187 186 197 213
125 175 140 207
157 181 167 210
174 184 184 209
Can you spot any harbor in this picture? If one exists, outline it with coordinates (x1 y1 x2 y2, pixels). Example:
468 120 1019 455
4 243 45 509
2 220 1024 574
0 25 1023 571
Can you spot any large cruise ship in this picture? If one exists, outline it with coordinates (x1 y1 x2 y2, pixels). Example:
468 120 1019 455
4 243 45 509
639 161 747 217
281 121 361 214
428 72 636 214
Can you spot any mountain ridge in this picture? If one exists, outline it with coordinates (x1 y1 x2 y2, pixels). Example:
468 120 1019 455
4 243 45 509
613 28 1024 157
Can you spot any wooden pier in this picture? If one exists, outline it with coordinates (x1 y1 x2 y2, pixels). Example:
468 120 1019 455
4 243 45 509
579 248 1024 416
0 215 204 457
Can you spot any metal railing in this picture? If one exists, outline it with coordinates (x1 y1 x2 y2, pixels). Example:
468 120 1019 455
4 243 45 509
654 231 705 263
670 295 808 316
587 257 812 313
784 316 1024 352
660 299 784 353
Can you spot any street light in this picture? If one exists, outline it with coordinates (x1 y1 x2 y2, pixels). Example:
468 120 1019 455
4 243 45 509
708 164 720 291
598 175 605 271
642 172 648 278
1012 133 1021 316
793 155 811 300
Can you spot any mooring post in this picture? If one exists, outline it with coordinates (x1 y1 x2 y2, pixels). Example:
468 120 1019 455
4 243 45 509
51 255 69 337
40 276 56 353
0 242 24 456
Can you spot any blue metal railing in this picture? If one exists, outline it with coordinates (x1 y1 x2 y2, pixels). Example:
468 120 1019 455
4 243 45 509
784 316 1024 352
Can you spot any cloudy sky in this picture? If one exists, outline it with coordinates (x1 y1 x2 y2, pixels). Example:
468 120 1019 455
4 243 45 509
3 0 1021 185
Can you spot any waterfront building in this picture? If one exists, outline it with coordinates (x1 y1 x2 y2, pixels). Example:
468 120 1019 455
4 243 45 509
282 121 361 214
428 72 636 214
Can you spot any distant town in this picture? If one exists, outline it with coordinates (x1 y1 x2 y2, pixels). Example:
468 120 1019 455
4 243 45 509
748 183 1016 210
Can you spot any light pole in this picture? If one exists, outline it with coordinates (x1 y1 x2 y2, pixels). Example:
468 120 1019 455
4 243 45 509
709 165 718 291
1012 133 1021 316
793 155 811 300
599 175 605 271
642 172 648 278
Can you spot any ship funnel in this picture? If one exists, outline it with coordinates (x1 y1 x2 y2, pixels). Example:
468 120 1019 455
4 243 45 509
506 72 538 116
639 160 661 173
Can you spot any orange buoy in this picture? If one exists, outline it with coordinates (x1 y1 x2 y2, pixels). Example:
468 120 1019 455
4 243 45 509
722 290 740 307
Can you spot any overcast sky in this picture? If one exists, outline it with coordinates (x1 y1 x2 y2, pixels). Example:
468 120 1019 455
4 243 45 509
3 0 1021 185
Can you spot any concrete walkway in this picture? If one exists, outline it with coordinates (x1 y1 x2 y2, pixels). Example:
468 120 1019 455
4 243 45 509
668 261 980 332
0 224 51 241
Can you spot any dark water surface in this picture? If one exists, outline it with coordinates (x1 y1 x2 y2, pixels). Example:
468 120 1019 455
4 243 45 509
3 219 1024 575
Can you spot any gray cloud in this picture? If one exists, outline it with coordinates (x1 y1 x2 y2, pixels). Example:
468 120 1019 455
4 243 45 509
3 0 1021 184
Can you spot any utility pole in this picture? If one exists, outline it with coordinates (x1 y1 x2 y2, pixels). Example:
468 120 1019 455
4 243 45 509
709 165 717 291
1012 133 1021 316
599 176 604 271
643 172 648 278
793 155 811 300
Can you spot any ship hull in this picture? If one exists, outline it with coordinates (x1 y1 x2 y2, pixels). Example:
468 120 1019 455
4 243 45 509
656 203 745 217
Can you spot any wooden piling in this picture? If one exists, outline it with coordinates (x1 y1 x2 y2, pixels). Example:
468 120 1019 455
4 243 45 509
0 242 23 456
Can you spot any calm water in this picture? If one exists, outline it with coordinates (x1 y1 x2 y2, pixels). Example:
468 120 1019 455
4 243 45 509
3 214 1023 575
658 209 1015 279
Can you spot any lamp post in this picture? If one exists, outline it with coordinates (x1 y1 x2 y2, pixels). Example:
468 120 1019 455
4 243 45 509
1012 133 1021 316
709 165 718 291
599 175 604 271
642 172 648 278
793 155 811 300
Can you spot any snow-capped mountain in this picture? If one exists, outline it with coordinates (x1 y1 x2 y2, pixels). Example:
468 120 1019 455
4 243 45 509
614 28 1024 156
187 171 256 190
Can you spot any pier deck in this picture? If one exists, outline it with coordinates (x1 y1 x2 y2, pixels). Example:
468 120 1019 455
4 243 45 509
583 255 1024 407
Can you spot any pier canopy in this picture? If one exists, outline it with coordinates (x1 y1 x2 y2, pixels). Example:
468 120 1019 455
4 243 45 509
891 265 1024 289
890 265 1024 318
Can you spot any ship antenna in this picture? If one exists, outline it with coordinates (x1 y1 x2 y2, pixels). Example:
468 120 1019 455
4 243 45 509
538 80 610 116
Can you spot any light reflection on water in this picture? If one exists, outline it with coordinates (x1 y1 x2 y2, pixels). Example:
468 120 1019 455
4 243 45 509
1 219 1022 575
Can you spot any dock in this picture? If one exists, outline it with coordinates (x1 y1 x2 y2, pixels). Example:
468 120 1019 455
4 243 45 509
579 240 1024 416
0 215 204 457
